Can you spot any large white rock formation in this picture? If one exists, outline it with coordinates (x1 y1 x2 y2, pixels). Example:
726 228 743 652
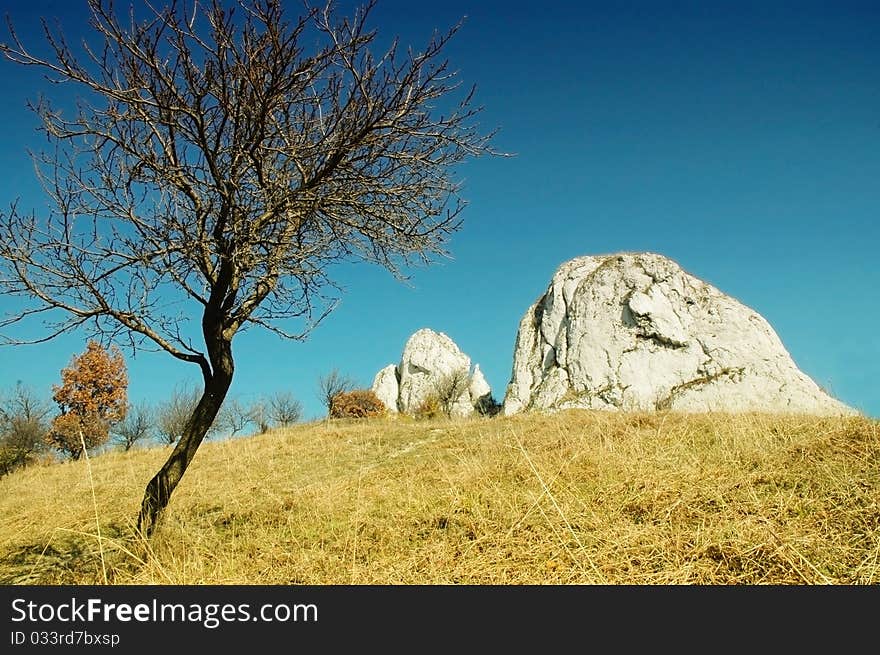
503 252 855 416
371 328 494 417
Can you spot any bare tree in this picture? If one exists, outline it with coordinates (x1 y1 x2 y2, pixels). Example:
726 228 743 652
317 368 356 414
0 0 496 534
0 382 52 476
250 392 302 432
217 396 253 438
0 382 52 429
266 391 303 428
249 398 271 434
248 391 302 433
112 402 154 451
155 385 200 446
433 368 470 418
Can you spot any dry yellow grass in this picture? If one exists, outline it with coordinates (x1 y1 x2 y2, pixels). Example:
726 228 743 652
1 410 877 584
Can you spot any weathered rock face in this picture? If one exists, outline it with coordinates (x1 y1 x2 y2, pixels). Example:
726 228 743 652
371 364 400 413
469 364 492 404
503 252 855 416
469 364 500 416
371 328 493 417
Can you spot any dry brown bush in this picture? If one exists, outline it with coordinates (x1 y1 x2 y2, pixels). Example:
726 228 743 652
414 395 443 420
329 390 386 419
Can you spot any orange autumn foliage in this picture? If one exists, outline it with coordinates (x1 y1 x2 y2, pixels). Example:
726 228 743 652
46 341 128 458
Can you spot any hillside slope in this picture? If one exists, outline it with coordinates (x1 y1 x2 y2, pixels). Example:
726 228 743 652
1 411 877 584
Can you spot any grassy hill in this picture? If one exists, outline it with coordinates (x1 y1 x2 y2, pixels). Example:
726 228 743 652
1 410 877 584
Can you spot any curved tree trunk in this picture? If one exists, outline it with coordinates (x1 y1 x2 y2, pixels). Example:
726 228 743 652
137 336 234 537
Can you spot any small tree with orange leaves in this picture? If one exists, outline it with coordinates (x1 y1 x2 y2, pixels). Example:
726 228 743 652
46 341 128 459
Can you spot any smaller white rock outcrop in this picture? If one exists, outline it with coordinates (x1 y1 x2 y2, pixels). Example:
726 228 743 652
371 364 400 413
371 328 493 417
468 364 500 417
469 364 492 404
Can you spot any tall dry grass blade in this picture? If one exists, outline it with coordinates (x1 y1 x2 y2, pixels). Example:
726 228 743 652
511 428 607 584
350 464 364 584
855 538 880 584
79 429 108 584
26 530 60 584
761 518 836 585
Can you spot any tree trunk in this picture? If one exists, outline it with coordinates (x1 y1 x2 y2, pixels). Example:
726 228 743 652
137 337 234 537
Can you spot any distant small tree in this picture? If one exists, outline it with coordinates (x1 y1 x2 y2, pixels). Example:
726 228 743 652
217 397 253 438
317 369 356 415
474 393 502 417
267 391 303 428
251 391 303 432
248 396 272 434
46 341 127 459
155 386 201 446
112 402 154 451
0 382 52 476
249 398 271 434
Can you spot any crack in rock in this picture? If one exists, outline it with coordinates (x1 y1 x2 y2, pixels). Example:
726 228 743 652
655 367 746 411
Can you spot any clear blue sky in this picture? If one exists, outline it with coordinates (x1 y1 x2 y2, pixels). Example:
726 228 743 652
1 0 878 421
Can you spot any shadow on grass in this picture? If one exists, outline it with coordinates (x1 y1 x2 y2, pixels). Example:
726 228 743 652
0 521 143 584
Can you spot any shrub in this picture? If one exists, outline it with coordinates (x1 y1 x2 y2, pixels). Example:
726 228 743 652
474 393 503 417
0 415 48 476
414 395 443 420
329 390 386 419
432 369 471 418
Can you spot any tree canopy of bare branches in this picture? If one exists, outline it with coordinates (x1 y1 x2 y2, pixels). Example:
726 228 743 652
112 402 154 451
433 368 471 418
266 391 303 428
0 383 52 476
0 0 496 534
317 368 356 414
251 391 303 432
216 396 252 437
155 384 207 445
